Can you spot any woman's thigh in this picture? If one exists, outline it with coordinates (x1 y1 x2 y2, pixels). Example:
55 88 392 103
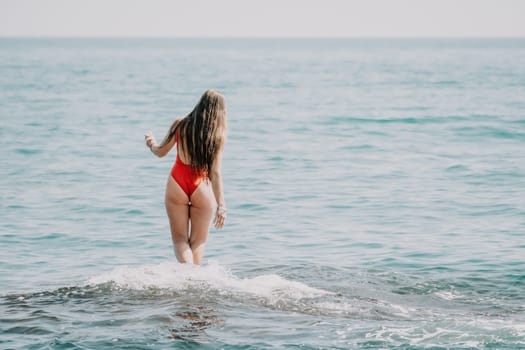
189 181 215 245
165 176 190 241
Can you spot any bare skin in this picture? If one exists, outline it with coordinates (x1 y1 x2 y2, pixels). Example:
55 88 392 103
145 122 226 264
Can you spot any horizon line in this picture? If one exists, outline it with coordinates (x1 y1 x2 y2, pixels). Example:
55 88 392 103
1 35 525 40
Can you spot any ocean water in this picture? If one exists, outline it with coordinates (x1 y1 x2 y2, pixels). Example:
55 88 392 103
1 38 524 349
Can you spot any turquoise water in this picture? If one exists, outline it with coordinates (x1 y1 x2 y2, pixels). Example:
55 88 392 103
1 38 525 349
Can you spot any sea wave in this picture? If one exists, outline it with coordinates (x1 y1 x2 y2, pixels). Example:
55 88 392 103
85 261 332 302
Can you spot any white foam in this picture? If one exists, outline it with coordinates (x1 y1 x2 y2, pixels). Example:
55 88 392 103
362 317 525 348
314 301 361 315
433 290 464 301
316 299 416 319
387 302 414 318
85 261 332 304
365 325 475 348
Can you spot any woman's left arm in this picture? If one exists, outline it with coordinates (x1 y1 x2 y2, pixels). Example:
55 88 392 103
144 118 180 158
145 132 175 158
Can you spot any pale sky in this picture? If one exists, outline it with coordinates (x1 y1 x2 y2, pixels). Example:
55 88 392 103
1 0 524 38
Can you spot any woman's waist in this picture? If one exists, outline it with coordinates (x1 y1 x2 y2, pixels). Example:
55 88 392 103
173 156 207 175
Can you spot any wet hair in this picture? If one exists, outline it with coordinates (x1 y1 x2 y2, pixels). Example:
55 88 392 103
160 90 227 178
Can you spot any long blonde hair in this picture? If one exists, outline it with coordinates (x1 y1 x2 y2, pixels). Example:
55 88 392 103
160 90 227 178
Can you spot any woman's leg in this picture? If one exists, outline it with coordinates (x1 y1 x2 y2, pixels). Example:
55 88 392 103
189 181 215 265
165 176 193 263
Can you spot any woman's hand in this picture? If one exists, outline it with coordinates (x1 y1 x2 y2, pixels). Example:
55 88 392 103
214 206 227 229
144 132 156 150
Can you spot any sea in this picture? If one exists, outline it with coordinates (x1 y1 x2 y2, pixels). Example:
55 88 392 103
1 38 524 349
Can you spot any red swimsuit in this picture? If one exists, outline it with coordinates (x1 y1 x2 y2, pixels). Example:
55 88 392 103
170 133 207 197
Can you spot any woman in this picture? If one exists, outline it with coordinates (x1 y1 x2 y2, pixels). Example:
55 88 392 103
144 90 227 265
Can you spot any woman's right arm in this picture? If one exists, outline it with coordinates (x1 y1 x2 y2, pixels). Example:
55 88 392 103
211 145 226 229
